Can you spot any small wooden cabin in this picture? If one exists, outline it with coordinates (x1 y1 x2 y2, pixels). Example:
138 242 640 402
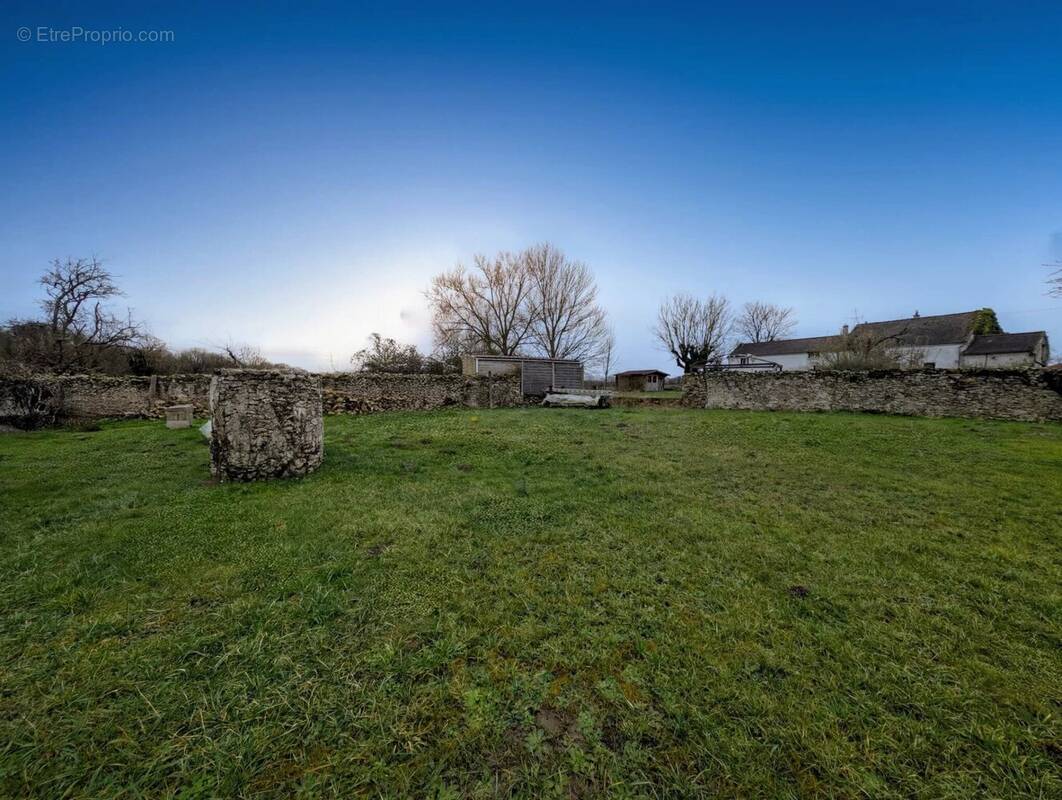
615 369 669 392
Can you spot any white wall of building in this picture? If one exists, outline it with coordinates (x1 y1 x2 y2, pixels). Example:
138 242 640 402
729 339 1046 371
895 344 963 369
730 353 812 370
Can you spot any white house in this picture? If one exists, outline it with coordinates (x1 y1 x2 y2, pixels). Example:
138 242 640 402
729 311 1049 371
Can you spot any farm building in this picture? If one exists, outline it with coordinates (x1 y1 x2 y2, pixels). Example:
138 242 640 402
615 369 669 392
461 354 583 395
729 310 1050 371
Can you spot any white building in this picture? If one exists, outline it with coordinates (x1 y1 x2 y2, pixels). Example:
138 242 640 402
729 311 1049 371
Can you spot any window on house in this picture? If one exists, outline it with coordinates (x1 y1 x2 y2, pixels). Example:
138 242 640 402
923 362 935 369
740 357 749 365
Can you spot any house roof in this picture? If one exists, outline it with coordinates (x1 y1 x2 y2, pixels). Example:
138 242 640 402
615 369 669 377
849 311 979 347
731 310 990 357
730 335 842 357
962 331 1045 356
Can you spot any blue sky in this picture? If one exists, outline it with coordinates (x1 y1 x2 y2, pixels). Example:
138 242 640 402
2 1 1060 371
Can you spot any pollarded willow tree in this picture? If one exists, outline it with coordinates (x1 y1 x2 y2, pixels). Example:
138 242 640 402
426 243 612 367
653 293 732 373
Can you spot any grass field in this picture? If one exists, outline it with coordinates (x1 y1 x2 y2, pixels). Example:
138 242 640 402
1 408 1060 798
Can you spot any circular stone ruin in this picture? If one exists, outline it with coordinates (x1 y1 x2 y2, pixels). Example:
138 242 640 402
209 369 323 481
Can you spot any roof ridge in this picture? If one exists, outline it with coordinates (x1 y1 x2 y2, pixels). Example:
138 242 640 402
970 330 1044 337
852 310 977 326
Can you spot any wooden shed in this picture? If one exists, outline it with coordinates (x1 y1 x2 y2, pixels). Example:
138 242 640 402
615 369 669 392
461 354 584 395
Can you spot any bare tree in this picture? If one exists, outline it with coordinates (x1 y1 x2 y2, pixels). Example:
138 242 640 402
352 333 423 373
427 251 534 356
735 301 796 343
222 343 271 368
523 242 610 362
171 347 231 374
33 257 145 372
817 328 920 370
351 333 452 374
599 324 616 385
653 294 732 373
1046 260 1062 298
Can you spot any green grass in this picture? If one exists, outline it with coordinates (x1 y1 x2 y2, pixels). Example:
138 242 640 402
1 408 1060 798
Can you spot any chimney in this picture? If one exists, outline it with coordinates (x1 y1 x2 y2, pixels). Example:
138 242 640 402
841 324 849 336
913 310 920 318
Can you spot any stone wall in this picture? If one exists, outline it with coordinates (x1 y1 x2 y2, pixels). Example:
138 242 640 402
0 374 212 428
320 372 522 413
210 370 323 481
0 371 522 428
681 368 1062 423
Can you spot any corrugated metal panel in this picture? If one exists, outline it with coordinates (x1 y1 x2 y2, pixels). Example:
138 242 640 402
553 363 583 390
522 362 553 395
467 356 584 395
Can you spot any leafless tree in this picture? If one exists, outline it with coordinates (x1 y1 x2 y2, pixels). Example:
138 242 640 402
222 343 271 368
170 347 231 374
350 332 452 374
523 242 610 363
427 243 611 363
735 301 796 343
1047 260 1062 298
599 324 616 385
34 257 145 372
352 333 424 373
427 251 534 356
653 293 732 373
817 328 921 370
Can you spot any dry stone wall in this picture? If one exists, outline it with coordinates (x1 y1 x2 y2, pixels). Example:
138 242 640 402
682 369 1062 423
210 370 324 481
0 374 211 429
321 372 522 413
0 371 521 428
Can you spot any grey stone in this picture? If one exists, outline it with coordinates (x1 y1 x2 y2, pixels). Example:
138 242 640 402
164 404 194 429
681 368 1062 422
209 370 323 481
542 392 609 408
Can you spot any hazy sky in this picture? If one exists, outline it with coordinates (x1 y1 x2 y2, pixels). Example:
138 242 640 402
2 1 1060 371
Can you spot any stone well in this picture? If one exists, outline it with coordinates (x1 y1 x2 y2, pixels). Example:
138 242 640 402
209 369 323 481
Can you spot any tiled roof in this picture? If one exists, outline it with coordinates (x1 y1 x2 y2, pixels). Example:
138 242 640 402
732 310 990 357
730 335 842 357
963 332 1045 355
849 311 979 346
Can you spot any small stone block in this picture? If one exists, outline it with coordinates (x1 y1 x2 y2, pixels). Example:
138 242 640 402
165 404 194 429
